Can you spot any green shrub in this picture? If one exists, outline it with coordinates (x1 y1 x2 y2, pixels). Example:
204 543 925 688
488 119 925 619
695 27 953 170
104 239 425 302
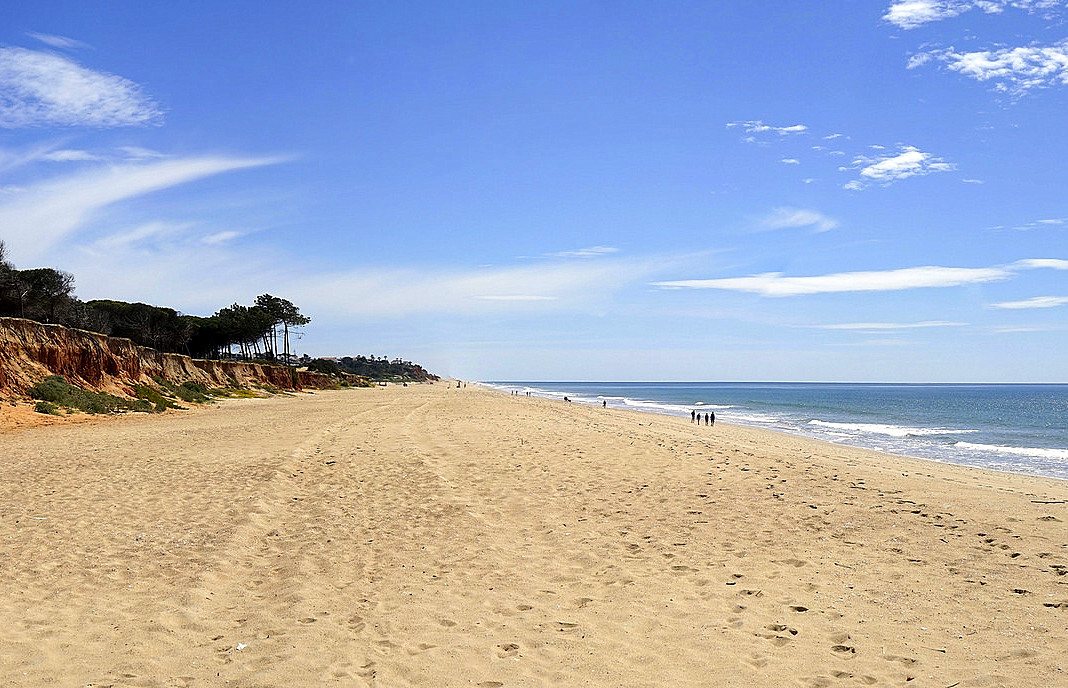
27 375 71 403
133 384 183 412
26 375 141 414
34 400 59 415
175 381 210 403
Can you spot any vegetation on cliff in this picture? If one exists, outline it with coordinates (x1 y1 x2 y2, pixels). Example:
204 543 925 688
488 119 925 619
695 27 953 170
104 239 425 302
1 240 312 361
305 355 439 382
1 241 439 393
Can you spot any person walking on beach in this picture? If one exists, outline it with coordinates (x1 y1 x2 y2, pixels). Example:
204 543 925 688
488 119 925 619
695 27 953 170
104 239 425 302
691 410 696 423
710 411 715 426
705 412 710 426
603 400 607 408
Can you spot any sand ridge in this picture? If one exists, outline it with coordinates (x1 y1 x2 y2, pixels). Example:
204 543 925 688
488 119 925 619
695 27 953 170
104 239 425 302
0 384 1065 686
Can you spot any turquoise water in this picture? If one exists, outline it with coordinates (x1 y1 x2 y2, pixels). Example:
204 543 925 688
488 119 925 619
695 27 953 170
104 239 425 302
484 382 1068 480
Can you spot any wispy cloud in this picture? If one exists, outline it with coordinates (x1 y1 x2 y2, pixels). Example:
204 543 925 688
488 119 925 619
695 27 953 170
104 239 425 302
652 259 1064 297
118 146 167 160
0 47 162 128
780 158 800 165
26 32 90 50
91 220 190 250
990 295 1068 309
201 230 243 245
1012 258 1068 269
726 120 808 138
843 145 955 190
884 1 1062 29
910 39 1068 95
0 155 286 262
761 207 839 233
41 148 100 162
284 255 662 318
549 245 620 259
813 320 966 330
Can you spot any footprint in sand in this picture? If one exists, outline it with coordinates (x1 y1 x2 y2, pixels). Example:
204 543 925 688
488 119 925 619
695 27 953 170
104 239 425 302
496 643 520 659
831 644 856 657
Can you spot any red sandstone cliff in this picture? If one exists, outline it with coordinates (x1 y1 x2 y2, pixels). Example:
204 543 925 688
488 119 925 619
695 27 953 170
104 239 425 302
0 317 347 397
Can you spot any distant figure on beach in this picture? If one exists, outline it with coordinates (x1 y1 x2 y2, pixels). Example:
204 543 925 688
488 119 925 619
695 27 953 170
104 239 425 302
603 400 607 408
564 396 570 402
710 411 715 426
691 410 696 423
705 412 710 426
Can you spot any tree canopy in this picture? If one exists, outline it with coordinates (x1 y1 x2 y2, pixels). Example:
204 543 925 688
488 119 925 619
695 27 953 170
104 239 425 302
0 241 311 361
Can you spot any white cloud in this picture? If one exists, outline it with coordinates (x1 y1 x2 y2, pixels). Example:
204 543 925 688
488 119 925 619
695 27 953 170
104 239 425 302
26 32 90 50
780 158 800 165
884 1 1062 29
0 155 285 262
727 120 808 137
1036 218 1066 224
1011 258 1068 269
824 133 846 140
653 265 1009 296
282 255 662 318
814 321 966 330
845 145 955 189
990 295 1068 308
962 178 984 184
202 230 242 245
652 258 1066 296
761 207 839 233
92 220 189 249
118 146 167 160
0 47 162 128
549 245 620 259
41 148 99 162
912 40 1068 95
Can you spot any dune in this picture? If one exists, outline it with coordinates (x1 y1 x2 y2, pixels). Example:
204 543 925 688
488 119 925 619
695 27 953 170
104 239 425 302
1 383 1065 686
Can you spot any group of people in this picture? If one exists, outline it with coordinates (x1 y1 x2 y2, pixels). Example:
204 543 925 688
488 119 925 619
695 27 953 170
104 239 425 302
691 409 715 426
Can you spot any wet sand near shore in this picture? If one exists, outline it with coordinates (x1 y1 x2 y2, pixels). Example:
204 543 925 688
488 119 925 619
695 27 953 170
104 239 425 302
1 384 1065 687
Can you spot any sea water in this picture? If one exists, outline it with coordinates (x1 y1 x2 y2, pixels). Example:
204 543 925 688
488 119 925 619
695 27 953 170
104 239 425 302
483 382 1068 481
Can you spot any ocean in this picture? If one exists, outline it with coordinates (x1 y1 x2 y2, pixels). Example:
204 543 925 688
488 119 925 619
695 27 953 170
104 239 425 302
482 382 1068 481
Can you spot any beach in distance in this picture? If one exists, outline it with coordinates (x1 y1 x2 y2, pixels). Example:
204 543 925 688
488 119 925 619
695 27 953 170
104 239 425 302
2 383 1067 686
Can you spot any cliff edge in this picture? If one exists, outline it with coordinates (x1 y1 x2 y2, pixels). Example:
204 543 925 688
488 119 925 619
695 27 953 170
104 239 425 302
0 317 343 398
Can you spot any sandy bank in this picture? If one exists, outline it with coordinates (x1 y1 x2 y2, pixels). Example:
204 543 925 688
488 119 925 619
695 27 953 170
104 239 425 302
1 384 1065 686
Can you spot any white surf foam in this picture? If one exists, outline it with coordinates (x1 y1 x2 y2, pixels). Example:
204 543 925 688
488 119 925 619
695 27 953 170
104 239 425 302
808 420 977 438
953 442 1068 461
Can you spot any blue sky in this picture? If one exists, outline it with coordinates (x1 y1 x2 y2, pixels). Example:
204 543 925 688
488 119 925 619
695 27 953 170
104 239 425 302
1 1 1066 381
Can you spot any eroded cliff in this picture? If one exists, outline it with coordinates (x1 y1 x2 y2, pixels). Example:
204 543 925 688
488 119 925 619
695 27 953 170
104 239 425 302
0 317 343 397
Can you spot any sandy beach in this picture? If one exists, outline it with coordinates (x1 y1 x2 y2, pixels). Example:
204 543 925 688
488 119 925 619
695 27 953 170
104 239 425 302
1 383 1065 687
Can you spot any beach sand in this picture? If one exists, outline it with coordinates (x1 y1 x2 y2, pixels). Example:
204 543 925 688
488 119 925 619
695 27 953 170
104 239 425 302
1 383 1065 687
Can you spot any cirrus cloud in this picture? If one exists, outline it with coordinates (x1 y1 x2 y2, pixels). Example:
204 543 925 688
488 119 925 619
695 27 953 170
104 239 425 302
761 207 839 233
990 295 1068 308
651 259 1064 297
0 47 162 128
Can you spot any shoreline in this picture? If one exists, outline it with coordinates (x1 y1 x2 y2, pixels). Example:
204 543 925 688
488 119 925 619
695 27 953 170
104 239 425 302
2 384 1066 685
479 380 1068 483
